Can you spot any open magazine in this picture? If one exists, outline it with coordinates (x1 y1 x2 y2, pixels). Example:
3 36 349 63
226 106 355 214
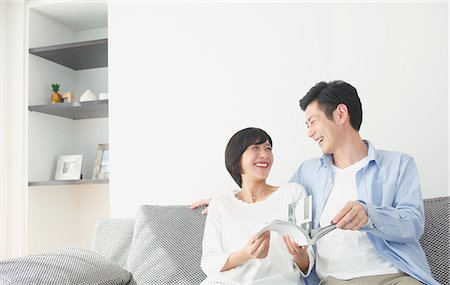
257 195 336 246
257 220 336 246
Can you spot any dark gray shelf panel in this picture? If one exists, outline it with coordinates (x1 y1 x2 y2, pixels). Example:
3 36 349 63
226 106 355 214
29 39 108 70
28 179 109 186
29 100 108 120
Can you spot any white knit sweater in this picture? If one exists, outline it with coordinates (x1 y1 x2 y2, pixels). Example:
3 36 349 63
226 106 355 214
201 183 313 285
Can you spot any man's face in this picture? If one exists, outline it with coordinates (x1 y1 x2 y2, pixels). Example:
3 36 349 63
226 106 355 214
304 101 340 155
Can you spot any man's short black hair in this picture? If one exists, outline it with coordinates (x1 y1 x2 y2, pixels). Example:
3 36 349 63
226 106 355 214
225 127 272 188
299 80 363 131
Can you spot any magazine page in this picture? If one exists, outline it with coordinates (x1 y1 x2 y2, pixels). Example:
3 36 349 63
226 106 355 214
258 220 310 246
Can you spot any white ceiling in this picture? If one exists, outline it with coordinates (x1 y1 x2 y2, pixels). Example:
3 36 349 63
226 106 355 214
30 1 107 31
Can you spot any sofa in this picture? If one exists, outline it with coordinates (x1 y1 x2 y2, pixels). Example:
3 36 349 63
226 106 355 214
0 197 448 285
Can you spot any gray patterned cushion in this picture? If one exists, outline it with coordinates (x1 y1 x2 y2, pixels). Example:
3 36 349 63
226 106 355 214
127 205 207 285
420 196 449 285
0 246 131 285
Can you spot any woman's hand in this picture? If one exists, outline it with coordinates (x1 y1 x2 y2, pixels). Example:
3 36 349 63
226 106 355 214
220 232 270 272
244 232 270 260
282 235 309 274
190 198 212 214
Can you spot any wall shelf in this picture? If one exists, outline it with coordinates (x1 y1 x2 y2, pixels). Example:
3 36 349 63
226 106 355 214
29 39 108 70
29 99 108 120
28 179 109 187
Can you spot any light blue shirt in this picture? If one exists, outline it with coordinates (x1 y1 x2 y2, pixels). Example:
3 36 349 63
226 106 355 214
290 140 438 285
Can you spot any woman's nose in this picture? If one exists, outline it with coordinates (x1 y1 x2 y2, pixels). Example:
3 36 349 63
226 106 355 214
259 149 268 158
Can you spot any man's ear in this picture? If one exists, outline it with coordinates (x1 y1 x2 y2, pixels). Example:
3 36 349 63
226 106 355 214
335 103 349 124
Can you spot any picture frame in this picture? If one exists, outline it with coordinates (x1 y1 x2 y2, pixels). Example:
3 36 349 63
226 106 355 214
54 155 83 180
92 143 109 179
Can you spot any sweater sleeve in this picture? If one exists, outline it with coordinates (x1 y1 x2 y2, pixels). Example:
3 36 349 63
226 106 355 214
200 197 230 275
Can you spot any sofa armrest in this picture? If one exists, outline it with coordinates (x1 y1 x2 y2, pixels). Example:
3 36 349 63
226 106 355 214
91 218 135 269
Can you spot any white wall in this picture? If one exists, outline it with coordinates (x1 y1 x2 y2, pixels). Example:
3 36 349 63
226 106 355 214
109 2 448 217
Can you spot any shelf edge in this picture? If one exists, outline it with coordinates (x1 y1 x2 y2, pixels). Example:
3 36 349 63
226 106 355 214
28 179 109 186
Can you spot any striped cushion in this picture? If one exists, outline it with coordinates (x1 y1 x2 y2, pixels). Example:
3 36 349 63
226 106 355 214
127 205 207 285
0 246 131 285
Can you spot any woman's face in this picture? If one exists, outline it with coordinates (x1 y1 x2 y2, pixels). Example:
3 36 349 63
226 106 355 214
240 140 273 183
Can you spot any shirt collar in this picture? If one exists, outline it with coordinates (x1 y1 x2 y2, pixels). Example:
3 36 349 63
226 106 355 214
320 139 379 168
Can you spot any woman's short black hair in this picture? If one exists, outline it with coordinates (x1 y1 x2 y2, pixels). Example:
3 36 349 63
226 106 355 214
299 80 363 131
225 127 272 188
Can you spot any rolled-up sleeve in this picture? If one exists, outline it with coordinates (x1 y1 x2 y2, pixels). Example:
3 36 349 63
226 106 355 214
361 157 425 243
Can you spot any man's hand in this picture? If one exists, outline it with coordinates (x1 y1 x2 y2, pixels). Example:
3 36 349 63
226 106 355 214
331 201 368 230
190 198 212 215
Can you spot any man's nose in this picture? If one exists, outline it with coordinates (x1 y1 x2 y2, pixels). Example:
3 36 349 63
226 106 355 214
307 127 314 138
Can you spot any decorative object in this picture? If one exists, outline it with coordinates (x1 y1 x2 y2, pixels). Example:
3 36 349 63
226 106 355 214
62 92 74 103
55 155 83 180
50 83 62 104
80 89 97 102
93 144 109 179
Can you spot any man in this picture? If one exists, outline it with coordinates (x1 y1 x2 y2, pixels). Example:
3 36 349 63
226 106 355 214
192 80 438 285
289 80 436 285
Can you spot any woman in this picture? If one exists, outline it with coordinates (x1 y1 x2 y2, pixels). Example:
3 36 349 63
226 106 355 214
201 127 313 285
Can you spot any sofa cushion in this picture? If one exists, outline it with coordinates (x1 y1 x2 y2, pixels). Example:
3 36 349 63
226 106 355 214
127 205 207 285
0 246 131 285
92 218 135 269
420 196 449 285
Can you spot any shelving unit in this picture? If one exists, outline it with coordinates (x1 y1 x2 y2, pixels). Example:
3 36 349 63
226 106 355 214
29 39 108 70
29 99 108 120
28 14 109 182
26 1 110 256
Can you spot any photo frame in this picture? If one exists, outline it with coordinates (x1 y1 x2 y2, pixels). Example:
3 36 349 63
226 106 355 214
55 155 83 180
93 143 109 179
